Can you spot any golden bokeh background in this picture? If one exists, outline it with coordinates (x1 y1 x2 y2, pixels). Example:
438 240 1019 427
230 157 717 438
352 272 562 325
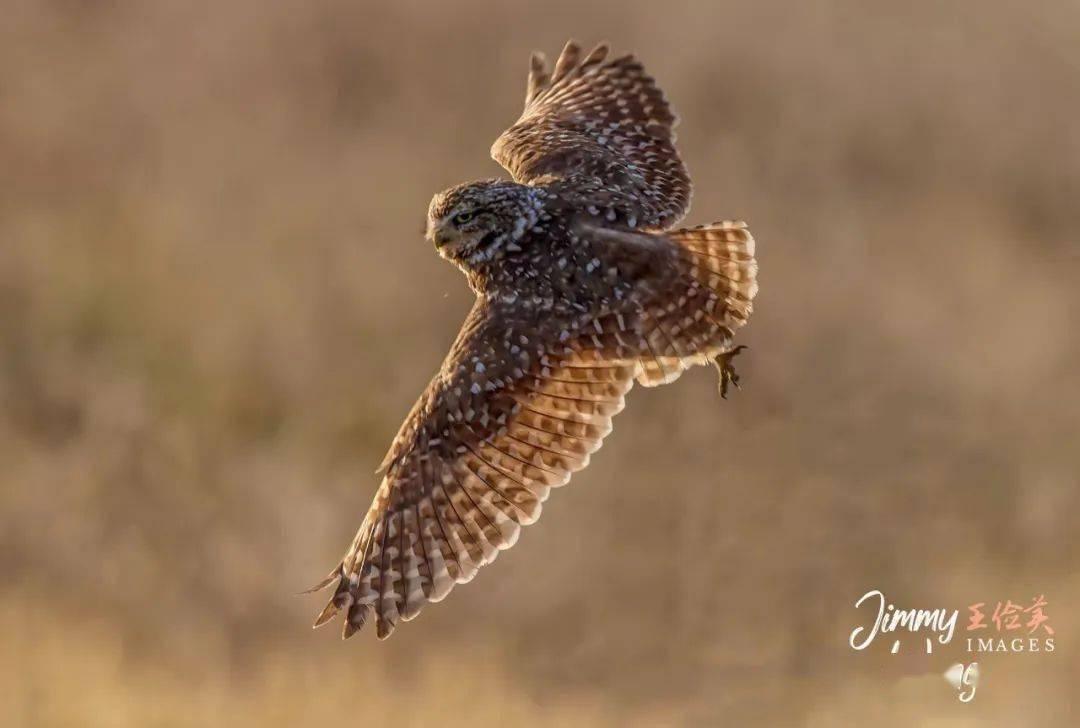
2 1 1078 725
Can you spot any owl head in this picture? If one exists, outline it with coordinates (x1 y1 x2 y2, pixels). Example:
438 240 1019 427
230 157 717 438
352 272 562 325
426 180 541 267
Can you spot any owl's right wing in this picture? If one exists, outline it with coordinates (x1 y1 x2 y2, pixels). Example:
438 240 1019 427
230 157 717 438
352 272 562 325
491 40 692 230
312 300 640 639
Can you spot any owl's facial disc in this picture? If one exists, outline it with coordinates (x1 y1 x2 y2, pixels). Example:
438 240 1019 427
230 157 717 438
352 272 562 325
426 180 539 269
428 206 498 262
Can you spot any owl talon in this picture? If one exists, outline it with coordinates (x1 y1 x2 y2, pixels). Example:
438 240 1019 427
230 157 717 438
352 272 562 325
713 345 747 399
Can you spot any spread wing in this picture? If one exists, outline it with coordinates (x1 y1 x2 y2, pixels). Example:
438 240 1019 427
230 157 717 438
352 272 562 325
491 40 692 230
313 300 640 639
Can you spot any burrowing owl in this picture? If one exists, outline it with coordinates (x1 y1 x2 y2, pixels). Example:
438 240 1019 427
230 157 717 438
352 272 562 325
312 41 758 639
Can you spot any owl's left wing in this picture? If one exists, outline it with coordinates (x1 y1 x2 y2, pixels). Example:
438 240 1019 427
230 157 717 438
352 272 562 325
312 300 640 639
491 40 691 230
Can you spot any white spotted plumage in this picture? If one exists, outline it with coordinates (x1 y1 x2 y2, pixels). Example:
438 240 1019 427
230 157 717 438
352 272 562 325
312 40 759 639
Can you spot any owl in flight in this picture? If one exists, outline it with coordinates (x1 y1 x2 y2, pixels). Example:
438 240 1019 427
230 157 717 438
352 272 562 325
312 41 758 639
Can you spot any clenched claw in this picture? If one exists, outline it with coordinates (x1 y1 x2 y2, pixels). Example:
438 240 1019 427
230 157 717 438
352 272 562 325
713 345 747 399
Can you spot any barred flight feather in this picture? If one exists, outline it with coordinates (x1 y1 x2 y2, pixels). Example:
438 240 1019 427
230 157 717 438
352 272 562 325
493 39 691 230
636 221 758 387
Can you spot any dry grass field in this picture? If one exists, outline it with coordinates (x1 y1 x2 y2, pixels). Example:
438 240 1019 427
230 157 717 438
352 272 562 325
2 1 1078 725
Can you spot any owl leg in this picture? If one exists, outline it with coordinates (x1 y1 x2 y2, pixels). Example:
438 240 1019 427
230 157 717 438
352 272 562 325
712 345 747 399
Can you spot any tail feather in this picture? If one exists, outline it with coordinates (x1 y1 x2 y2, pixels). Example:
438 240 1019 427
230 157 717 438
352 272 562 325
636 221 758 387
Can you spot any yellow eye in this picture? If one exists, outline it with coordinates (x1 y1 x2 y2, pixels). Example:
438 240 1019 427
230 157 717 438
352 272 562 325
453 211 474 225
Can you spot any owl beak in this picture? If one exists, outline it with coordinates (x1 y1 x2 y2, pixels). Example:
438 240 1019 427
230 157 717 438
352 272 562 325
429 222 462 252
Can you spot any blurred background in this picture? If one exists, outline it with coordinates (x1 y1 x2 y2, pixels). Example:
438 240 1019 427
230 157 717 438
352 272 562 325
2 0 1078 725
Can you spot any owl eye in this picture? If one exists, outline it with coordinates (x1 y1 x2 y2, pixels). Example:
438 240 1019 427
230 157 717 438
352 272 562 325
452 211 475 225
